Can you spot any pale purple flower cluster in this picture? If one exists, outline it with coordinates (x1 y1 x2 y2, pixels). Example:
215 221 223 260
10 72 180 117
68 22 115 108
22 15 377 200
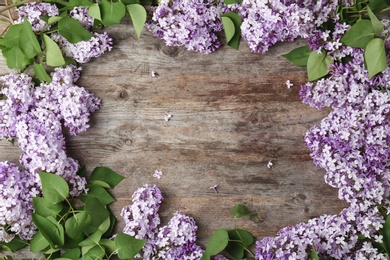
0 162 35 242
51 6 113 63
0 65 100 241
146 0 223 54
15 2 59 32
238 0 340 53
121 185 204 259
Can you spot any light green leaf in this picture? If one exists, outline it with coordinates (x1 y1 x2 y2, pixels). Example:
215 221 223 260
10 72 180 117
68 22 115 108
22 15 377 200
310 248 319 260
100 0 126 26
341 20 375 48
201 229 229 260
30 231 50 253
2 47 31 70
83 245 105 258
365 38 387 78
33 64 52 83
32 214 64 248
221 12 242 50
19 19 42 59
82 185 115 206
99 239 116 255
367 6 384 36
43 35 65 67
58 17 94 44
224 0 242 4
38 171 69 203
32 197 62 218
307 51 333 81
65 212 92 240
47 16 63 25
88 3 102 21
222 16 235 43
62 248 81 259
282 45 311 67
79 230 103 247
114 233 145 259
126 4 147 39
0 24 22 48
90 167 125 188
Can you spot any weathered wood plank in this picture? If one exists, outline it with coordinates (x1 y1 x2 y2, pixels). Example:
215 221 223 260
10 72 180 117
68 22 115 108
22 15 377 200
0 24 347 257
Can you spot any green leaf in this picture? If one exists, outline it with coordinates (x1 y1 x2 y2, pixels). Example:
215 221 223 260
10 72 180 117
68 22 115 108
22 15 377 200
1 236 28 252
33 63 52 83
89 180 111 189
19 19 42 59
367 6 384 36
369 0 390 14
282 45 311 67
230 204 258 220
383 215 390 254
225 241 244 259
0 24 22 48
33 197 62 218
83 245 105 258
97 216 111 234
58 17 94 44
222 16 235 43
228 229 254 246
341 20 375 48
114 233 146 259
48 16 63 25
82 185 115 206
307 51 333 81
99 239 116 255
310 248 319 260
201 229 229 260
62 248 81 259
126 4 147 39
84 198 110 227
30 231 50 253
364 38 387 78
100 0 126 26
43 35 66 67
224 0 242 4
221 12 242 50
2 47 31 70
79 230 103 247
88 3 102 21
32 214 65 248
90 167 125 188
39 171 69 203
65 212 92 240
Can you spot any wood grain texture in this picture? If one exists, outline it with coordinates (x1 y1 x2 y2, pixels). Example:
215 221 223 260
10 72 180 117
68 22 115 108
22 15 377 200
0 23 348 258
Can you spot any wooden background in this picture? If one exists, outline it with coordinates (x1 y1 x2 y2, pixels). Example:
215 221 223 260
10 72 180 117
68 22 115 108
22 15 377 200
0 24 348 258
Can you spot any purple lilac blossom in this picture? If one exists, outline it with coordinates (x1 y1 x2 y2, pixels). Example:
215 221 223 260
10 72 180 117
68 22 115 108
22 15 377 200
0 65 100 241
50 6 113 63
15 2 59 32
146 0 223 54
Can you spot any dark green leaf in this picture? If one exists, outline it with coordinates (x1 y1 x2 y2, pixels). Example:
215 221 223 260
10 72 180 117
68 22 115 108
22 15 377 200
58 17 94 44
228 229 254 246
2 47 31 70
88 3 102 21
282 45 311 67
367 6 384 36
97 216 111 234
364 38 387 78
225 242 244 259
221 12 241 50
127 4 147 39
79 230 103 247
201 229 229 260
83 245 106 258
30 231 50 253
100 0 126 26
19 19 42 58
230 204 256 219
0 24 22 48
1 236 28 252
32 214 64 248
43 35 66 67
84 198 110 227
369 0 390 14
33 197 62 218
82 185 115 206
62 248 81 258
39 171 69 203
341 20 375 48
99 239 116 255
90 167 125 188
114 233 145 259
307 51 333 81
33 63 52 83
65 212 92 240
383 215 390 254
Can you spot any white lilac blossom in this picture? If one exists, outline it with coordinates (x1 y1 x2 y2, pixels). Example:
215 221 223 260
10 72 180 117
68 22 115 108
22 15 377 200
0 66 100 241
153 169 163 179
146 0 223 54
122 185 225 259
15 2 59 32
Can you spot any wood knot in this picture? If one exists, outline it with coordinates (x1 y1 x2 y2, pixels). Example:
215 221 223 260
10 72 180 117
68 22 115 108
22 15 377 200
162 46 179 57
119 90 128 99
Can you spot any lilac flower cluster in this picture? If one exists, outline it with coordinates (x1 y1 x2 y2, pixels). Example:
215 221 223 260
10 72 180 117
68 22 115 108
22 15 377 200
254 15 390 260
121 184 205 259
51 6 113 63
146 0 223 54
0 66 100 241
15 2 59 32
